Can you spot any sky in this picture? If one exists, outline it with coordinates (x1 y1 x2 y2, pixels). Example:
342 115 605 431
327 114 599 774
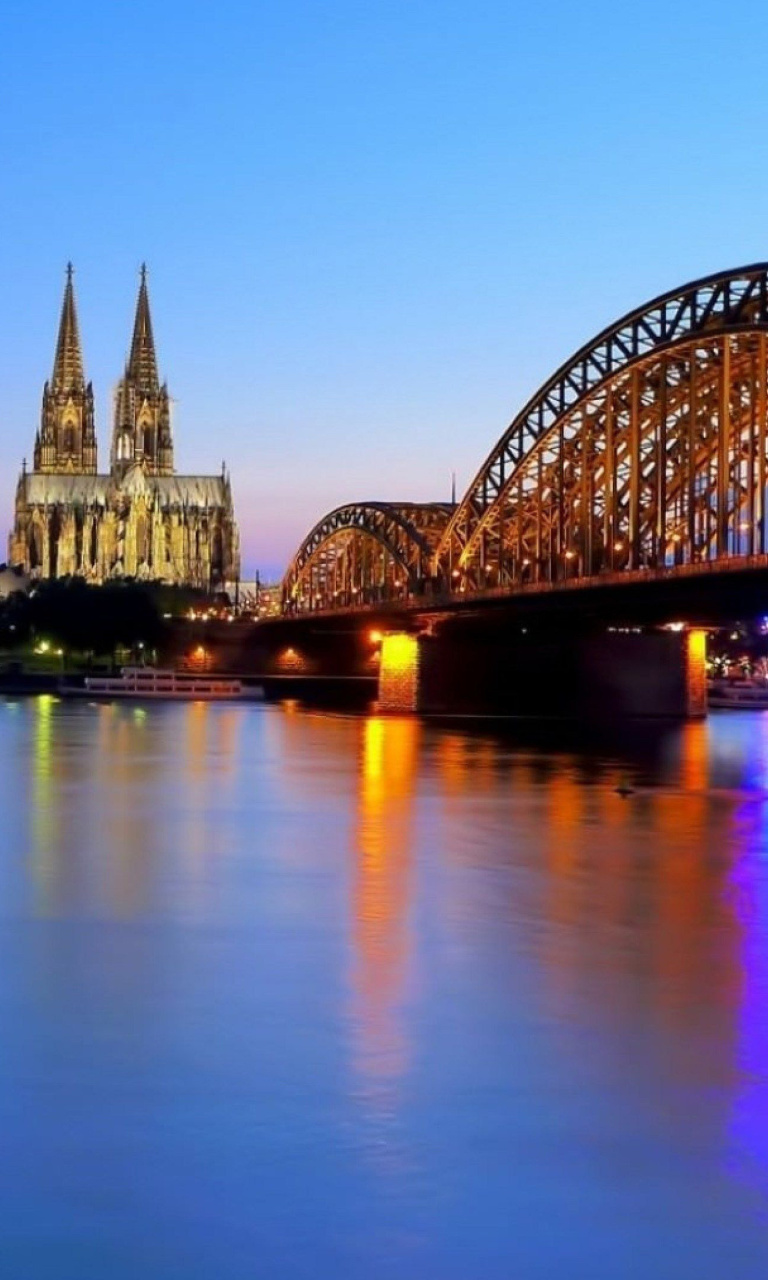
3 0 768 580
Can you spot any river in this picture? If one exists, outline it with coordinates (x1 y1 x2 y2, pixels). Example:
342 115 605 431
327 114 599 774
0 696 767 1277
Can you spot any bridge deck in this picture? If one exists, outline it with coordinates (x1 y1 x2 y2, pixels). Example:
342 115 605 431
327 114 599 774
274 551 768 624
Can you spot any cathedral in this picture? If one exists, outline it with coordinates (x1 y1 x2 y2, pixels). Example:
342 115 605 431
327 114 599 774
8 266 240 589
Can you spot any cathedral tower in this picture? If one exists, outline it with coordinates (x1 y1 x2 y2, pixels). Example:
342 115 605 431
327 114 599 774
11 266 239 589
34 264 97 474
111 266 174 478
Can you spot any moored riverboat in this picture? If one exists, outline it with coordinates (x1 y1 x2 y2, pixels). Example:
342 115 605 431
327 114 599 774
708 679 768 709
83 667 254 700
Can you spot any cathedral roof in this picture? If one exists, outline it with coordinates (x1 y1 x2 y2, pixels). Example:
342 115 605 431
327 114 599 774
22 474 109 505
51 264 85 392
154 476 230 507
20 472 231 511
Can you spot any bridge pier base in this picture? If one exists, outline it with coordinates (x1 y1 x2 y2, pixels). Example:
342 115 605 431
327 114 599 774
575 628 707 720
378 633 421 712
377 627 707 720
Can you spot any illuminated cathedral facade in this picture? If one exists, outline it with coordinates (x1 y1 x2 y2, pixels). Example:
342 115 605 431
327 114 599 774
9 266 239 588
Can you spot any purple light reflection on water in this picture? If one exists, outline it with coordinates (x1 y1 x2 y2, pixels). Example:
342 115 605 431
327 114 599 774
720 712 768 1200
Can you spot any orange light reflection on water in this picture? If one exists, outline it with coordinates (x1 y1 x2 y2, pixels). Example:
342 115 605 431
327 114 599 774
349 715 419 1118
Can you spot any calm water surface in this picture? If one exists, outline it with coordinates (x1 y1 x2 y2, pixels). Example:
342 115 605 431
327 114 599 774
0 697 767 1277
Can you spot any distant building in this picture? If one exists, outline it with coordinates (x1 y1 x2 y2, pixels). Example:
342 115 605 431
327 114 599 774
236 580 282 617
9 266 240 589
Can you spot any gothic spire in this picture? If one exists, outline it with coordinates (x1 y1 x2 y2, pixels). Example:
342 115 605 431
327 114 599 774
127 263 159 394
52 262 85 391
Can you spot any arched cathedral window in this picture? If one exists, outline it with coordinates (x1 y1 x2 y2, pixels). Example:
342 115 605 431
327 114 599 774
136 515 148 564
29 522 42 571
48 508 61 579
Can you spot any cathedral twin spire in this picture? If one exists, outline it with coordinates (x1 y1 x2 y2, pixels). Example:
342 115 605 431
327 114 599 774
35 265 174 478
35 263 96 474
113 264 173 477
51 263 85 392
127 265 159 395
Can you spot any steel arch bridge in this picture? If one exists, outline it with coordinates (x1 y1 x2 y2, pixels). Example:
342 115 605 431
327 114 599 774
282 502 452 612
438 262 768 591
282 263 768 613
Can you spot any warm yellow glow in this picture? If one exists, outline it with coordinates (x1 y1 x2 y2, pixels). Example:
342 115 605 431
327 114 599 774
686 628 707 718
378 633 419 712
687 629 706 660
350 715 419 1096
369 630 383 644
277 646 306 673
665 621 685 632
381 633 417 671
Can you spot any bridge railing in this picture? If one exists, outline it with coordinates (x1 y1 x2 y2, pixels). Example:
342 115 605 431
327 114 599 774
277 551 768 619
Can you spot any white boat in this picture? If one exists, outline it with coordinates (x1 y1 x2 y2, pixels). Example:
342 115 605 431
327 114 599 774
708 679 768 709
83 667 249 700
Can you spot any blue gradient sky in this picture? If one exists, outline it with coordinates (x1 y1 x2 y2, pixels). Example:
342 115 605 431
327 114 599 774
3 0 768 579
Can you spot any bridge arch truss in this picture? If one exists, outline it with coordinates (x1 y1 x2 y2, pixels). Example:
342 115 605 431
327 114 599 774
437 264 768 590
282 501 452 612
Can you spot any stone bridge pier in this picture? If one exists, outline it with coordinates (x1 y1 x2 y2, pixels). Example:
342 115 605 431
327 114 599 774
378 626 707 719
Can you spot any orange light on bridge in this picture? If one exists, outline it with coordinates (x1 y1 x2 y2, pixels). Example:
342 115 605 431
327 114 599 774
686 628 708 717
277 646 307 673
381 634 417 667
378 633 419 713
187 643 212 673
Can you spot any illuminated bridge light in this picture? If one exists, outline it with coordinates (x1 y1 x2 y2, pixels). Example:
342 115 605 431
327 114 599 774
686 629 708 718
378 634 420 713
276 646 307 674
